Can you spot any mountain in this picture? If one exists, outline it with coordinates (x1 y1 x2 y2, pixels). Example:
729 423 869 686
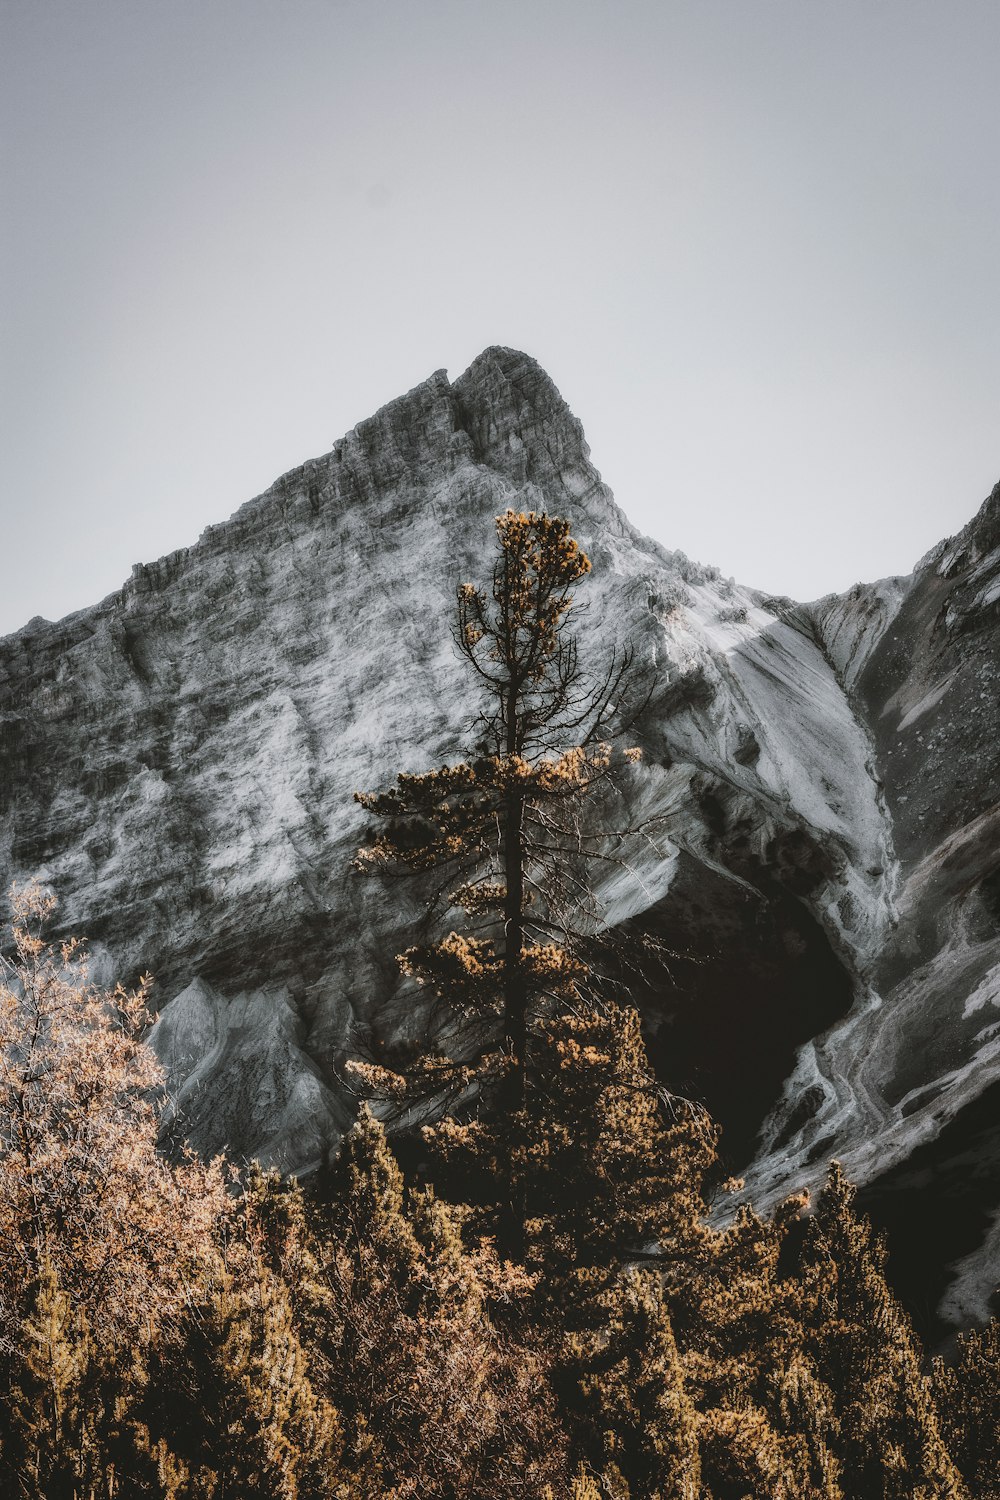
1 347 997 1335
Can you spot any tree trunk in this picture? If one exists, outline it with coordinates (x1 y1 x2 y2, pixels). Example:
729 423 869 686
501 681 528 1261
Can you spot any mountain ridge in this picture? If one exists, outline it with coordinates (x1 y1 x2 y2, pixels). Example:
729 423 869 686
1 348 997 1334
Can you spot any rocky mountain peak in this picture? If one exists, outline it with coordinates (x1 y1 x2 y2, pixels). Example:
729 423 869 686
452 345 589 473
1 351 998 1336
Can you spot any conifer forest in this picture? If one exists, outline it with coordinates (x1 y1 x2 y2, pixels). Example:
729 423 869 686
1 512 998 1500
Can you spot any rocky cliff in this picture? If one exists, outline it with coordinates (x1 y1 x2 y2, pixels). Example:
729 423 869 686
1 348 997 1333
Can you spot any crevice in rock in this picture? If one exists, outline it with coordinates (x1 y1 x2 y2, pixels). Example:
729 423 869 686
858 1077 1000 1345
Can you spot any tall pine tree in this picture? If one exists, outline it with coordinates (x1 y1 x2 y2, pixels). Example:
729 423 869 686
353 509 644 1259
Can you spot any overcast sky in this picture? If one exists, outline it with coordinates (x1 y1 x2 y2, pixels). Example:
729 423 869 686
2 0 998 637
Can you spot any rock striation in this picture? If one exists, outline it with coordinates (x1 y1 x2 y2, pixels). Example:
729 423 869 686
0 347 997 1333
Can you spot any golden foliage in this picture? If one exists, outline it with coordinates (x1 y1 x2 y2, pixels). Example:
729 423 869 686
0 881 228 1354
0 890 986 1496
457 509 591 686
316 1108 570 1497
934 1320 1000 1496
797 1162 968 1500
562 1268 701 1499
352 507 648 1271
0 885 347 1500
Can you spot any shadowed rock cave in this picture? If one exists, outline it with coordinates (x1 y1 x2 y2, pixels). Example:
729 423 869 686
617 851 854 1176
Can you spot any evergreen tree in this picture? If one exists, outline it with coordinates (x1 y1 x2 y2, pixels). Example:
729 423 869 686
236 1164 329 1327
698 1399 817 1500
3 1255 154 1500
674 1189 807 1409
418 998 715 1497
320 1107 571 1497
352 512 717 1497
655 1178 841 1500
560 1267 700 1500
5 1258 95 1500
324 1104 425 1295
426 1000 715 1308
766 1354 844 1500
138 1263 343 1500
353 509 643 1257
933 1319 1000 1497
798 1162 966 1500
695 1352 844 1500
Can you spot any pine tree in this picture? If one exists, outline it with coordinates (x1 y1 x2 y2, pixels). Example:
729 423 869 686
674 1188 808 1409
324 1104 425 1295
561 1267 701 1500
425 1000 715 1311
5 1258 95 1500
660 1178 840 1500
3 1256 155 1500
351 513 721 1494
237 1164 329 1326
353 509 643 1258
422 1005 716 1498
319 1107 571 1497
799 1162 966 1500
933 1319 1000 1497
767 1354 844 1499
698 1400 810 1500
138 1263 343 1500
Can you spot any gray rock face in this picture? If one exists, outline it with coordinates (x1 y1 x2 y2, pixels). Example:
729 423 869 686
0 347 997 1331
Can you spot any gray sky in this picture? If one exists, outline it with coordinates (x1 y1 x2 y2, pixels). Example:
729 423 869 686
2 0 999 637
